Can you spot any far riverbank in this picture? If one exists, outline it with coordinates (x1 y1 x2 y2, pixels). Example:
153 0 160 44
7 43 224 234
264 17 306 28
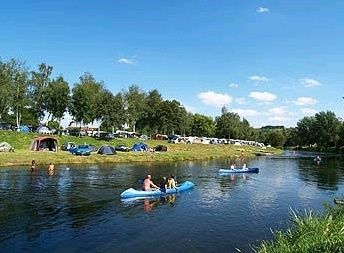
0 131 281 167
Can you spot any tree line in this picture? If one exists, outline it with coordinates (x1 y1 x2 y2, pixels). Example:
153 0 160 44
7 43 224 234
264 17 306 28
0 58 343 150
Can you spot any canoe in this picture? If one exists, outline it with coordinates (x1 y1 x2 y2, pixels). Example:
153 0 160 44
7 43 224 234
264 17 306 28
120 180 195 199
219 167 259 174
334 198 344 205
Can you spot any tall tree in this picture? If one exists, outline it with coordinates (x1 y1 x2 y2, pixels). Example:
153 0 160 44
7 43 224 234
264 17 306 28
125 85 146 132
296 116 317 146
215 107 241 139
314 111 341 148
29 63 53 120
45 76 70 125
70 73 105 126
190 113 215 137
137 89 163 133
0 60 12 120
99 90 126 132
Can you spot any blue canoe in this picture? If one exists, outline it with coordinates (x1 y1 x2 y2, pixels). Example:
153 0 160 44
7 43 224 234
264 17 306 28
120 181 195 199
219 167 259 174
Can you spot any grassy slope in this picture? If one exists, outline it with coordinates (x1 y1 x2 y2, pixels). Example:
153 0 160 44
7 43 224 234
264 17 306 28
0 131 280 166
254 205 344 253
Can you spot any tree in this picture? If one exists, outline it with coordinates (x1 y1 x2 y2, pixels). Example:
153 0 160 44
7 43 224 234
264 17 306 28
314 111 341 148
99 91 126 132
29 63 53 120
296 116 317 146
70 73 105 126
137 89 163 133
0 59 12 120
215 108 242 139
190 114 215 137
45 76 70 123
7 59 30 128
266 130 286 147
125 85 146 132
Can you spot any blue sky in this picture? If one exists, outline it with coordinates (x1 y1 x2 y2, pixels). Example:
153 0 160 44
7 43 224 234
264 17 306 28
1 1 343 127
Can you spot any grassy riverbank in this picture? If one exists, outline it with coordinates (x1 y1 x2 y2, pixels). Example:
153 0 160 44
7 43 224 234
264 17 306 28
0 131 280 167
255 205 344 253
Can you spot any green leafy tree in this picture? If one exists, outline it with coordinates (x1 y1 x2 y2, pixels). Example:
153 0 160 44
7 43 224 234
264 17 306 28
125 85 146 132
190 113 215 137
157 100 188 135
70 73 105 127
45 76 70 123
215 107 241 139
314 111 341 148
266 130 286 147
0 60 12 120
29 63 53 120
137 89 163 133
99 91 126 132
296 116 317 146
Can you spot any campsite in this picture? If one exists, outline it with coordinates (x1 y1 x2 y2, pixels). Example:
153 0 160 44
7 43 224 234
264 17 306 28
0 130 277 167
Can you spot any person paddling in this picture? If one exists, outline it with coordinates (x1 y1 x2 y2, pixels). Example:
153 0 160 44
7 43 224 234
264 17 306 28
167 174 177 189
142 174 159 191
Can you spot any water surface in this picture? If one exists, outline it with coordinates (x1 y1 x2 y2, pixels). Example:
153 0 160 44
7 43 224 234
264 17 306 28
0 152 343 252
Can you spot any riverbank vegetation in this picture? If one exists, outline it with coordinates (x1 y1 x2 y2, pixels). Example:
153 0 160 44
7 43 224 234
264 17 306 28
255 204 344 253
0 131 279 167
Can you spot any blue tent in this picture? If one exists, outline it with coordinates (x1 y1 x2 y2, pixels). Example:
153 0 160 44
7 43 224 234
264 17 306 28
20 125 30 133
131 142 149 152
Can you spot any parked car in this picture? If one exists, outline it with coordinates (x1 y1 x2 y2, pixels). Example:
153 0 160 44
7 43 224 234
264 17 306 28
61 142 76 151
69 145 93 156
115 144 131 152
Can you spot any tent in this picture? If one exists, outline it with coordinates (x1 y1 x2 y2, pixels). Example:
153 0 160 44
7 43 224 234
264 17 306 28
97 145 116 155
131 142 149 152
0 142 14 152
20 125 30 133
154 145 167 152
30 137 58 152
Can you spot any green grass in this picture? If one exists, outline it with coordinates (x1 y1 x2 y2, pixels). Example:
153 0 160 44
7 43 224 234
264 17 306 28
254 205 344 253
0 131 281 167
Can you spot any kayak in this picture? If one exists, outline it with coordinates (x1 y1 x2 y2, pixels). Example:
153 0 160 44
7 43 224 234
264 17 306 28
120 180 195 199
219 167 259 174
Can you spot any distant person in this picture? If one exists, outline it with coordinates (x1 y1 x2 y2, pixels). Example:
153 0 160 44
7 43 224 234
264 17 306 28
30 160 37 172
167 174 177 189
142 175 159 191
314 156 321 164
242 163 247 170
48 163 55 175
230 163 236 170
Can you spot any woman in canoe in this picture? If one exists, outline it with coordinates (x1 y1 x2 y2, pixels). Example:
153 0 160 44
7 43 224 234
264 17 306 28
167 174 177 189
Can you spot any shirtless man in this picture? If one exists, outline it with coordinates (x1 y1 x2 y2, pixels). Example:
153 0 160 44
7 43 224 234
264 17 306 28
142 175 159 191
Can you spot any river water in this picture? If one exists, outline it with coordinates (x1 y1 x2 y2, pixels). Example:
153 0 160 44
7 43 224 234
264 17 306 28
0 151 343 253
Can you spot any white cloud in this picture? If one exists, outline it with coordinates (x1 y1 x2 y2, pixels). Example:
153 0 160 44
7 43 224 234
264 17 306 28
249 75 269 83
184 104 198 114
198 91 232 108
293 97 318 106
300 108 318 116
268 107 288 116
268 116 289 122
249 91 277 102
235 97 246 105
228 82 239 88
300 78 321 87
117 58 136 65
233 109 260 117
257 7 269 13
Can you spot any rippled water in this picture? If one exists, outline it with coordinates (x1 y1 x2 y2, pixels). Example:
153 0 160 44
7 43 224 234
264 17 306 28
0 152 343 253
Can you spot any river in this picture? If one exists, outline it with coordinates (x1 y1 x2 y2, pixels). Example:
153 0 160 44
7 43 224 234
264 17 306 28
0 151 343 252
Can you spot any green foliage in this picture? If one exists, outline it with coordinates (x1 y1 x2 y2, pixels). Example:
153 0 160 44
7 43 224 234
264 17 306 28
255 205 344 253
70 73 105 125
190 113 215 137
45 76 70 121
265 130 286 148
29 63 53 120
125 85 146 132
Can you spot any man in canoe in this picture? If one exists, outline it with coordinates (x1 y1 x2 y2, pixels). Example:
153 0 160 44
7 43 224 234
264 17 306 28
167 174 177 189
143 174 160 191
